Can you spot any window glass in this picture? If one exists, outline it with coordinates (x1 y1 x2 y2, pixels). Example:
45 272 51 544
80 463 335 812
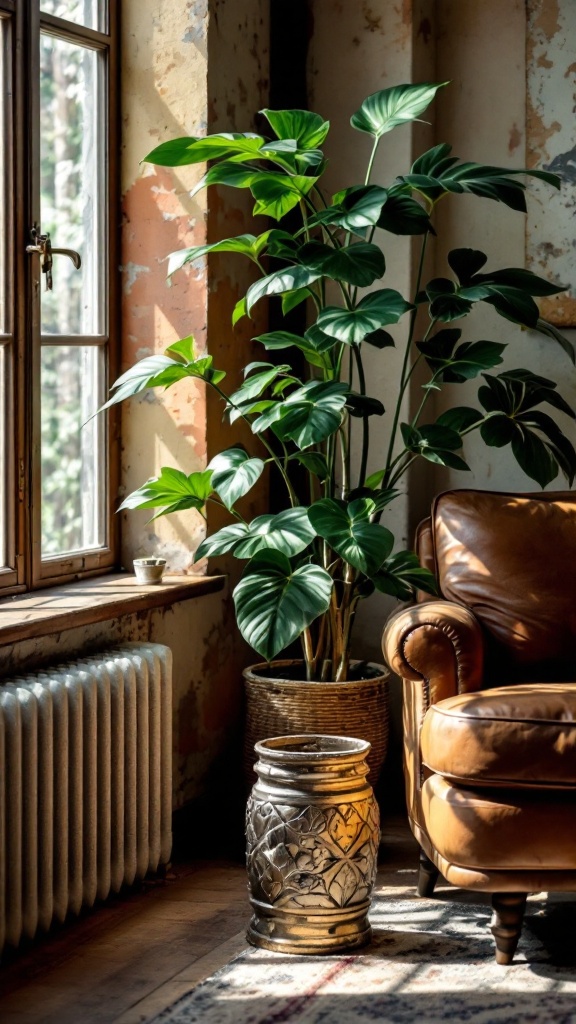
40 34 102 336
0 346 6 569
39 1 103 33
0 18 11 573
0 16 8 336
41 345 105 557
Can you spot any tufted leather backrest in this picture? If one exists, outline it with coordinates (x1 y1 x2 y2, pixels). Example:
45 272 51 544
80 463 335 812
429 489 576 678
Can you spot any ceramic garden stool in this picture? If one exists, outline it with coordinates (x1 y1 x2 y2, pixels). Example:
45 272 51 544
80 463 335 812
245 734 380 955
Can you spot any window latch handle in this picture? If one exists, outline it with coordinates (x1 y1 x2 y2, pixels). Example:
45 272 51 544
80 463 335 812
26 228 81 290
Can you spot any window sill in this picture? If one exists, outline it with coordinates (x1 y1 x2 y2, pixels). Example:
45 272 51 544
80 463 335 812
0 572 226 647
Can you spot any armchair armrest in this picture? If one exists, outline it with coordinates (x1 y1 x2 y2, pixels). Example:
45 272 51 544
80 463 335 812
382 600 485 705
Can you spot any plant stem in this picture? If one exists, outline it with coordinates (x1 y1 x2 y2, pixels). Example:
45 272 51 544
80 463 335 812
352 343 369 488
388 453 418 489
302 627 315 680
299 199 311 242
365 137 380 186
339 424 349 498
383 231 430 481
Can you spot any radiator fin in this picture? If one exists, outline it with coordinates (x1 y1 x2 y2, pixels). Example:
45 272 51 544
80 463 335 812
0 642 172 951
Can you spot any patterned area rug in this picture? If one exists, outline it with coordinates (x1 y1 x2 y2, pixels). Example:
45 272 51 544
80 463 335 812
151 884 576 1024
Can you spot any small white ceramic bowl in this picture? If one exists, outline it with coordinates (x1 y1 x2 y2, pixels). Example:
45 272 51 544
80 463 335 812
133 557 167 584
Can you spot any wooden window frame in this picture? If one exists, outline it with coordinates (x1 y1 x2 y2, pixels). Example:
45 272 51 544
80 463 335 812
0 0 120 595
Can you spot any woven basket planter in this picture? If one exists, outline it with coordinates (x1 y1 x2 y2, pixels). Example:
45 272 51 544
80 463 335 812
243 659 389 789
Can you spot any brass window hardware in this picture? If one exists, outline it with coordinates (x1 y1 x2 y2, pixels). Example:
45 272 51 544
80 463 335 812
26 227 82 291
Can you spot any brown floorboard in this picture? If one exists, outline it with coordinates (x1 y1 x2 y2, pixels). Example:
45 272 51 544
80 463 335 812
0 815 419 1024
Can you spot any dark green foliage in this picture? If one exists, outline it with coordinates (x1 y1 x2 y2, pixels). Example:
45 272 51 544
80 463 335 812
102 83 574 679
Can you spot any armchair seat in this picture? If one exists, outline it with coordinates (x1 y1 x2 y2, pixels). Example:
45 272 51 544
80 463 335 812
422 683 576 787
422 774 576 872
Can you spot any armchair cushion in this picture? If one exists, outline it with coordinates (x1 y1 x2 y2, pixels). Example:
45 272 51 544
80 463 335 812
422 774 576 871
421 683 576 787
432 489 576 676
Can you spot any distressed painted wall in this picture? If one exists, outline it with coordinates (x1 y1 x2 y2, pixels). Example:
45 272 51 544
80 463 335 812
121 0 210 572
527 0 576 326
205 0 270 554
433 0 576 496
120 0 269 575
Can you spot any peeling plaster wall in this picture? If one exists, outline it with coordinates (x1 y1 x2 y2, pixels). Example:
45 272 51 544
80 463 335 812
206 0 270 551
0 589 239 810
527 0 576 326
433 0 576 495
121 1 210 572
120 0 269 570
432 0 531 494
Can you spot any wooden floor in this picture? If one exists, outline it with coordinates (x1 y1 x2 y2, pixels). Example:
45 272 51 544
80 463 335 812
0 817 419 1024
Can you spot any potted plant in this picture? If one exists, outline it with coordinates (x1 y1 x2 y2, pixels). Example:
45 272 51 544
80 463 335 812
102 82 575 785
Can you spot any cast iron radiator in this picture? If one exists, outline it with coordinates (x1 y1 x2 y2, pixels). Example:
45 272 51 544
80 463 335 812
0 642 173 952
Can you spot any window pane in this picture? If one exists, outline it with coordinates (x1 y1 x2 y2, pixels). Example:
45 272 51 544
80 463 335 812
0 347 7 568
40 1 104 32
40 34 103 335
0 17 8 335
41 346 106 557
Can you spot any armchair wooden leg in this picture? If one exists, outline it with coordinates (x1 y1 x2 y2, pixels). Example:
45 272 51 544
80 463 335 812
490 892 527 965
417 848 440 897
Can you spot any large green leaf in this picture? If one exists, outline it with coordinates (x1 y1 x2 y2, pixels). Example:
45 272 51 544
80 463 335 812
281 287 311 315
300 241 385 287
418 331 506 382
310 185 388 232
167 234 264 277
144 133 264 166
233 552 333 660
250 172 318 220
118 468 213 518
189 161 258 200
478 370 576 485
304 323 341 353
403 144 560 211
255 330 329 369
346 393 385 417
233 508 316 558
252 381 348 449
308 498 394 574
291 452 330 480
317 289 413 343
436 406 484 433
260 108 330 149
424 257 564 328
350 82 448 138
227 364 293 409
246 266 321 316
197 509 316 561
373 550 438 600
479 415 516 448
195 523 250 560
401 423 470 470
449 249 565 298
208 448 265 510
511 428 558 488
377 192 434 235
99 345 225 412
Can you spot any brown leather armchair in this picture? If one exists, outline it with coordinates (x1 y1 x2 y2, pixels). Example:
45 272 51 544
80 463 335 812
382 488 576 964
